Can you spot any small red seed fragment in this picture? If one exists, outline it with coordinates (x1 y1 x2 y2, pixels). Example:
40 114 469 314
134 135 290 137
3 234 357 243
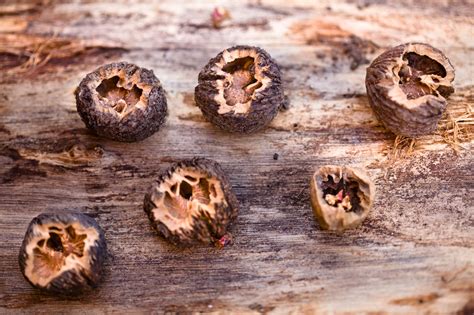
215 233 233 249
211 7 231 28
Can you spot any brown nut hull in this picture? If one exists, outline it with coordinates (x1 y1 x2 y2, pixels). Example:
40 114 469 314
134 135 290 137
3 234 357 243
144 158 239 246
18 212 107 295
195 45 284 133
75 62 168 142
310 166 375 232
365 43 455 137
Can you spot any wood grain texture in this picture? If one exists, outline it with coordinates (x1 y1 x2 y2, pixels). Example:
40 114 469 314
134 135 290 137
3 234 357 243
0 0 473 314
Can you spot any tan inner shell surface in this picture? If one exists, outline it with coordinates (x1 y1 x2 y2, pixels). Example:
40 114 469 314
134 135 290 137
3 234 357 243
151 168 227 232
386 43 454 109
213 49 272 115
24 222 99 287
222 57 262 106
92 68 152 118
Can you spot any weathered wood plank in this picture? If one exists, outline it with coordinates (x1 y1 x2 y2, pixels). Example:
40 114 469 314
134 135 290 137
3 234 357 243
0 0 473 313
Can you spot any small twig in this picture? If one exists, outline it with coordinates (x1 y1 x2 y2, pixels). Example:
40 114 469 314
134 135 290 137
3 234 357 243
295 187 306 200
441 263 470 283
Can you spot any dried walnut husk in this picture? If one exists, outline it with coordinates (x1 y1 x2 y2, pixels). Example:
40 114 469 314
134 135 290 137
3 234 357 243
366 43 455 137
310 166 375 231
75 62 168 142
195 45 284 133
144 158 239 245
19 213 107 294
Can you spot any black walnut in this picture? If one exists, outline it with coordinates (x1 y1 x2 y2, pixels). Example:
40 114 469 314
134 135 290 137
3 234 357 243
144 158 239 246
366 43 455 137
195 45 284 133
310 165 375 232
75 62 168 142
19 212 107 294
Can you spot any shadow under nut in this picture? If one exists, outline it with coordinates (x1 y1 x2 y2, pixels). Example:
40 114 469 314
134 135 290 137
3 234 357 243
75 61 168 142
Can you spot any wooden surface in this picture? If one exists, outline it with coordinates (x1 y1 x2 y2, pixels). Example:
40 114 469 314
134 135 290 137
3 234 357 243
1 0 473 313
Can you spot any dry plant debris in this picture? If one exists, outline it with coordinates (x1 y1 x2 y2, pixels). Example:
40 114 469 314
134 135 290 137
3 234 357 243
0 33 125 76
437 101 473 152
383 97 473 166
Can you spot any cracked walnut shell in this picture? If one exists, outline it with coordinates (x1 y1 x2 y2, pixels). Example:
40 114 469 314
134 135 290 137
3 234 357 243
366 43 455 137
310 166 375 231
19 213 107 294
75 62 168 142
195 45 284 133
144 158 239 245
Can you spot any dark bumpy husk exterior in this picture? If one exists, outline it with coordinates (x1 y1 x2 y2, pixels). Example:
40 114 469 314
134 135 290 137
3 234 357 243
195 45 284 133
75 62 167 142
19 212 107 294
144 158 239 246
310 165 375 232
366 43 455 137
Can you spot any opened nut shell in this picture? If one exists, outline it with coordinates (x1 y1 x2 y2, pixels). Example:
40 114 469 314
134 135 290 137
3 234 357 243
310 166 375 231
195 45 284 133
18 212 107 294
144 158 239 245
366 43 455 137
75 62 168 142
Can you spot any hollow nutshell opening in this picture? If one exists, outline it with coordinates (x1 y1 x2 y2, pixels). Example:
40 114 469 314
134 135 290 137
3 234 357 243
151 168 225 233
96 76 143 113
310 166 375 232
397 52 447 100
222 56 262 106
32 225 87 280
320 175 362 213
